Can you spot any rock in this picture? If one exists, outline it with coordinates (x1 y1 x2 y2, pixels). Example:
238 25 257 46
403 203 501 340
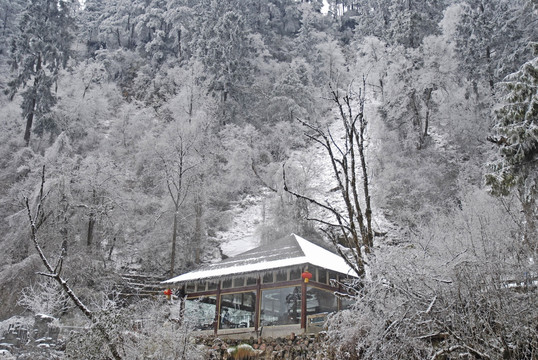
33 314 59 343
0 349 15 360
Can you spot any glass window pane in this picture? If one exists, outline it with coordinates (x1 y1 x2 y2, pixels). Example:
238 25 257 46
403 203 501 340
262 272 274 284
276 270 288 282
306 287 338 315
219 292 256 329
246 277 257 286
290 268 301 280
207 281 218 291
222 279 232 289
186 283 195 293
232 278 244 288
328 272 339 286
318 270 327 284
185 296 216 330
311 266 322 282
260 287 301 326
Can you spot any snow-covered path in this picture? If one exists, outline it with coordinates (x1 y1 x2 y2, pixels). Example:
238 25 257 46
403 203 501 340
215 98 391 257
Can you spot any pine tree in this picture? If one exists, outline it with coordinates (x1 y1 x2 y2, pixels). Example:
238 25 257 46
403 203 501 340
456 0 537 96
486 43 538 248
387 0 445 48
7 0 75 146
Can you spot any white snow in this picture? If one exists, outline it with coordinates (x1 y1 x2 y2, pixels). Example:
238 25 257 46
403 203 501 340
162 234 358 284
211 98 393 275
216 194 269 257
294 234 358 276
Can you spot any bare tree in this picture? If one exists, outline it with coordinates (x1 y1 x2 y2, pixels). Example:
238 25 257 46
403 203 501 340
159 129 199 277
284 80 374 279
323 191 538 360
25 166 123 360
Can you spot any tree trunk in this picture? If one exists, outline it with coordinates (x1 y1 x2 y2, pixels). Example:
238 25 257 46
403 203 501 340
25 168 123 360
193 196 203 264
24 97 36 147
116 28 121 47
87 189 97 248
423 88 432 139
486 45 494 93
177 29 182 58
520 187 537 251
170 208 179 276
24 55 41 147
87 212 95 247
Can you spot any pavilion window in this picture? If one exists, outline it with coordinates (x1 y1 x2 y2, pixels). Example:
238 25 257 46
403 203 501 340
246 276 257 286
290 268 301 281
222 279 233 289
310 265 324 283
207 281 218 291
262 272 274 284
260 286 301 326
318 269 328 284
276 270 288 282
219 291 256 329
185 296 217 330
186 283 196 293
328 271 339 285
306 287 338 315
340 296 355 310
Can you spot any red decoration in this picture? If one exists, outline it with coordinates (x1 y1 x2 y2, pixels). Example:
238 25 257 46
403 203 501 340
301 271 312 283
164 289 172 299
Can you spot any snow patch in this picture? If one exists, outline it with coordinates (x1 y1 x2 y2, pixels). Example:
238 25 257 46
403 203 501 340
216 194 271 257
163 234 358 284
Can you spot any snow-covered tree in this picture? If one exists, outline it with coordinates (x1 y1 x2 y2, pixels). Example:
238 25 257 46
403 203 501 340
7 0 75 146
18 279 70 317
387 0 445 48
284 82 374 279
486 43 538 248
455 0 537 95
324 190 537 359
0 0 24 56
194 6 255 111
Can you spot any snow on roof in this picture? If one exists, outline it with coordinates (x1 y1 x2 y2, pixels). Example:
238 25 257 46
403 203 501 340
294 234 355 275
162 234 358 285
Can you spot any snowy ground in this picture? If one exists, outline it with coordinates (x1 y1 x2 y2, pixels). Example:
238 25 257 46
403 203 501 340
216 194 269 257
215 98 394 258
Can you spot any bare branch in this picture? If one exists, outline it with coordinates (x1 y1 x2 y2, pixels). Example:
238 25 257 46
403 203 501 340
37 272 58 278
25 166 123 360
251 159 277 193
283 164 344 217
283 80 374 280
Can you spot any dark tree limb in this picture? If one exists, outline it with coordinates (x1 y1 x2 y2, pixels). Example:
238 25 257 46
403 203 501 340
25 166 123 360
251 159 278 193
283 81 377 280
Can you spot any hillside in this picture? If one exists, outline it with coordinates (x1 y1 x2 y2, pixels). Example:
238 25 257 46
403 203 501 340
0 0 537 358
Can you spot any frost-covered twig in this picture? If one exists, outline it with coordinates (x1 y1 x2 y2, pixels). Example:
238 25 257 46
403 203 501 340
25 166 123 360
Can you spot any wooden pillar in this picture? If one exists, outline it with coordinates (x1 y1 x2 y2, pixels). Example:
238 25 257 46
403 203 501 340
254 276 261 333
214 282 221 336
300 280 307 329
178 285 186 326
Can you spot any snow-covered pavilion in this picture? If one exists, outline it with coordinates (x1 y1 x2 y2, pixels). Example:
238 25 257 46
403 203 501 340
162 234 358 337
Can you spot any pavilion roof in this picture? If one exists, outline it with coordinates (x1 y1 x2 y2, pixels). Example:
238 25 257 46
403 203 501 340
162 234 358 285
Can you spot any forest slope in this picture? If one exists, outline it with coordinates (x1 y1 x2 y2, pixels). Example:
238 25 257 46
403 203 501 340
0 0 536 358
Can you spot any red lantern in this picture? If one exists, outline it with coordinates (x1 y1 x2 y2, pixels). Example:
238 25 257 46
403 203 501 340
301 271 312 283
163 288 172 299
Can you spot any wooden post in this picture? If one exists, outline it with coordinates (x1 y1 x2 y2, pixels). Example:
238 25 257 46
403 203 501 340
254 276 261 333
301 281 307 329
214 282 221 336
178 285 186 326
